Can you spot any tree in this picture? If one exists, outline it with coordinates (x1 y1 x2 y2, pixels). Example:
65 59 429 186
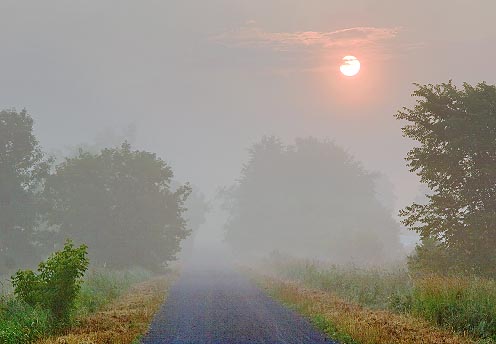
0 109 51 272
44 143 191 271
223 136 403 264
177 185 209 260
396 81 496 276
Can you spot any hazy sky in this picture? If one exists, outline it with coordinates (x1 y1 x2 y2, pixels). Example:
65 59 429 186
2 0 496 212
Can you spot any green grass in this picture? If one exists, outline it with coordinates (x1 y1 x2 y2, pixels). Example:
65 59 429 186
409 276 496 341
311 314 360 344
265 256 496 342
0 267 152 344
266 256 412 309
75 267 152 317
0 295 51 344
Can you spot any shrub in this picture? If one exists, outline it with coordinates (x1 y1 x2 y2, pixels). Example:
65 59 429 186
11 240 89 326
407 237 454 276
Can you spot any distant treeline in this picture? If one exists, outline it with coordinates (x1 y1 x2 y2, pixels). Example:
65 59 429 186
0 109 206 274
222 136 403 265
2 80 496 278
223 81 496 277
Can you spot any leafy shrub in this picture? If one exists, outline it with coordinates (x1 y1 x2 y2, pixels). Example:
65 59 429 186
11 240 89 326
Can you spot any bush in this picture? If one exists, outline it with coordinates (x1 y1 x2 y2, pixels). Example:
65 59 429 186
11 240 89 326
407 237 454 276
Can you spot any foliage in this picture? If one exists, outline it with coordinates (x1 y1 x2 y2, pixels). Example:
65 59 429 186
223 136 403 264
178 185 209 259
265 253 412 309
259 275 472 344
0 109 52 273
311 315 360 344
44 142 191 271
37 277 169 344
0 296 51 344
1 267 151 344
410 276 496 341
75 267 152 316
407 237 454 276
267 256 496 341
11 240 89 325
396 82 496 277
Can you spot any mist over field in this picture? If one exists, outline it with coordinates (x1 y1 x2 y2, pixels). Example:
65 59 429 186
1 2 496 343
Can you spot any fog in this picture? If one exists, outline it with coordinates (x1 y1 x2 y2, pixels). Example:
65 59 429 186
2 1 496 270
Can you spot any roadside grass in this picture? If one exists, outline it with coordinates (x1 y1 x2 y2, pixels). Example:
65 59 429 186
408 276 496 341
265 257 412 309
258 275 472 344
0 296 51 344
1 276 50 344
0 267 156 344
37 277 168 344
75 267 153 317
259 256 496 343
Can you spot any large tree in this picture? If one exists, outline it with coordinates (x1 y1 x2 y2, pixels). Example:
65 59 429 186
223 136 403 264
44 143 191 271
396 81 496 276
0 109 51 272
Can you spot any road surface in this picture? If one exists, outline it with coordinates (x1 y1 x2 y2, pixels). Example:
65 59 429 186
141 251 335 344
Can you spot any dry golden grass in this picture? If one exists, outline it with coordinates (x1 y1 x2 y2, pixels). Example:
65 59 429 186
37 277 168 344
259 275 475 344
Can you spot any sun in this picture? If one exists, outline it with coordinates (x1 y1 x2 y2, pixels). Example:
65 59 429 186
340 55 360 77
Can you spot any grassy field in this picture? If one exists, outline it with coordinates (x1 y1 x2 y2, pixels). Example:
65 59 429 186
256 256 496 343
0 268 164 344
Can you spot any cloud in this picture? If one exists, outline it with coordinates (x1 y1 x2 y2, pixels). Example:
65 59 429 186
212 25 400 53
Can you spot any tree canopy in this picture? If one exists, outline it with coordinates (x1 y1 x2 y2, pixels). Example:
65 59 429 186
44 142 191 271
396 81 496 276
223 136 403 264
0 110 51 272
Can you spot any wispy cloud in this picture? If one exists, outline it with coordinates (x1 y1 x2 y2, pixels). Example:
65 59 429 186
212 25 400 53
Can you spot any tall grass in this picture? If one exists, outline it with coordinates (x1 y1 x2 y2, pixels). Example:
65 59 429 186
265 255 412 309
410 276 496 340
0 295 51 344
75 267 152 316
0 267 152 344
265 256 496 341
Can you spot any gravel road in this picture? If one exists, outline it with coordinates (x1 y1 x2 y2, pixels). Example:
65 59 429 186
141 263 335 344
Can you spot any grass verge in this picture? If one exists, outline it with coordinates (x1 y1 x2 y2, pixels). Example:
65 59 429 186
0 296 51 344
262 256 496 342
36 276 168 344
0 268 159 344
257 274 473 344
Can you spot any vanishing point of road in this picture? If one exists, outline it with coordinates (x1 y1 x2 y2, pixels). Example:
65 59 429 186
141 248 335 344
